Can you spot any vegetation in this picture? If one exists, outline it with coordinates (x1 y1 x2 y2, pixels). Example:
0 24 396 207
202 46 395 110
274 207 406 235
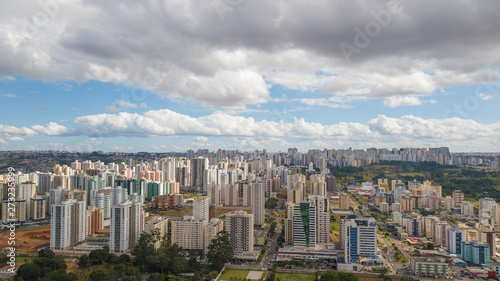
265 198 279 209
207 230 234 271
320 270 359 281
15 249 75 281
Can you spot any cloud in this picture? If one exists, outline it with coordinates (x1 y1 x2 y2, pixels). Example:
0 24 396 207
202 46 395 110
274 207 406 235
37 105 48 111
7 136 24 142
118 99 138 108
0 94 17 98
0 109 499 151
31 122 68 136
383 96 424 107
115 99 148 109
479 92 496 101
104 106 118 112
1 1 499 106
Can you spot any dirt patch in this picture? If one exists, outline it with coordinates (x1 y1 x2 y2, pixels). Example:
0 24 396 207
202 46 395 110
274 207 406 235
215 206 251 217
0 226 50 254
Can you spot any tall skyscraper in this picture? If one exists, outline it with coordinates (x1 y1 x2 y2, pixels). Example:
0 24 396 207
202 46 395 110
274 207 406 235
110 197 143 253
340 193 350 211
344 217 377 263
50 199 86 251
193 196 210 222
252 180 265 227
110 201 131 253
226 210 254 253
308 195 330 245
191 157 208 190
310 174 326 196
293 202 316 247
453 190 464 207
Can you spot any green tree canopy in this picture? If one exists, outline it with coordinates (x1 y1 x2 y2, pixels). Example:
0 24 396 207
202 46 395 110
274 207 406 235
207 230 234 271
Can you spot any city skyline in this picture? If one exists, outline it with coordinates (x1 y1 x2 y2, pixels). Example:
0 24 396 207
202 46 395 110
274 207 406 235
0 1 499 152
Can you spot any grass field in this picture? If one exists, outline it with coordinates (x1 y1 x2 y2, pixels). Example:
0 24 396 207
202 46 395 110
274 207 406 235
275 273 316 281
218 269 250 280
330 214 341 235
15 256 38 263
274 273 384 281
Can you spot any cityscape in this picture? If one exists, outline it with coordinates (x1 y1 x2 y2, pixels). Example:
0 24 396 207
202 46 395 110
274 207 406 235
1 1 500 281
0 148 500 280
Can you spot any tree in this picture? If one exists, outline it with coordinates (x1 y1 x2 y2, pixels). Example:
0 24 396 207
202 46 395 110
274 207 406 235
89 248 112 264
119 254 131 264
148 273 166 281
78 254 91 267
34 256 67 271
132 231 158 268
207 230 234 271
188 256 201 273
16 263 41 281
89 269 107 281
41 269 78 281
208 271 219 280
38 249 56 259
320 271 359 281
108 263 141 281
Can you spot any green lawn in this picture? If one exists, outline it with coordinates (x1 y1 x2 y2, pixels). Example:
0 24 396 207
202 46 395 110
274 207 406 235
15 256 38 263
330 214 341 235
218 269 250 280
275 273 316 281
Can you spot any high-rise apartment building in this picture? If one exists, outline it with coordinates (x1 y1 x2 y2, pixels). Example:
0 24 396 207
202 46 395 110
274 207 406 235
145 216 168 249
453 190 464 207
252 181 265 227
310 174 326 196
340 193 350 211
171 216 206 250
50 199 86 251
308 195 330 245
226 210 254 254
293 202 316 247
2 199 27 224
193 196 210 222
110 198 143 253
344 217 377 263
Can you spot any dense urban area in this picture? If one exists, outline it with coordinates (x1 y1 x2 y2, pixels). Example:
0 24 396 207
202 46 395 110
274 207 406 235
1 147 500 281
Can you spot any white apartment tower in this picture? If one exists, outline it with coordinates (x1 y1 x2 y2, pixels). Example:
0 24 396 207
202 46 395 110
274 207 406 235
193 196 210 222
50 199 86 251
110 200 131 253
226 210 254 253
252 181 265 227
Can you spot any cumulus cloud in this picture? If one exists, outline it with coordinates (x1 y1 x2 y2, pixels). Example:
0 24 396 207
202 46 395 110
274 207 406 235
384 96 424 107
479 92 496 101
1 1 500 106
0 109 499 150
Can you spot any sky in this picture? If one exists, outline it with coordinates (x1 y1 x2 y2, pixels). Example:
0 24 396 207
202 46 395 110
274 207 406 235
0 0 499 153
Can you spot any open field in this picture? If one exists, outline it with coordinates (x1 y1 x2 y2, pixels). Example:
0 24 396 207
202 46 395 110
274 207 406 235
275 273 316 281
218 269 250 280
0 226 50 254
